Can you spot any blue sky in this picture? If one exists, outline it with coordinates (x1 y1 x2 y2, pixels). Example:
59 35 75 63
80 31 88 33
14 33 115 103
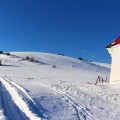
0 0 120 63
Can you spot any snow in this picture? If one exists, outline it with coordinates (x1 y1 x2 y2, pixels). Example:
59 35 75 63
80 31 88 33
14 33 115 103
0 76 42 120
0 51 119 120
90 62 111 68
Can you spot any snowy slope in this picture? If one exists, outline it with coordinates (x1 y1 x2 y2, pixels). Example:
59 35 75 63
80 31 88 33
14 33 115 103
0 52 119 120
11 52 110 75
11 52 108 69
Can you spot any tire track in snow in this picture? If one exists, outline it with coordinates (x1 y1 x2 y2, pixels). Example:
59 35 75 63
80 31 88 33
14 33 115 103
0 84 7 120
31 81 98 120
0 76 47 120
2 76 48 120
0 82 28 120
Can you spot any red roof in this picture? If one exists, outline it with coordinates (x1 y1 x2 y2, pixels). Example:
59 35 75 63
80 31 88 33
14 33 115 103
106 36 120 48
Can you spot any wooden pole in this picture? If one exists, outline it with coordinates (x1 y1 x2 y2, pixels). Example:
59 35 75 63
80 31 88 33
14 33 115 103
0 60 1 65
102 77 104 83
105 76 108 83
95 76 100 85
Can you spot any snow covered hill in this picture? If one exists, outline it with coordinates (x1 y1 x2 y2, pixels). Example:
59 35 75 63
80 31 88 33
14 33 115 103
11 52 110 81
0 52 119 120
11 52 110 71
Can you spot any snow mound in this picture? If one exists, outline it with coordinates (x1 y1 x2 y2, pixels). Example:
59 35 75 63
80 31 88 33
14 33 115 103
90 62 111 68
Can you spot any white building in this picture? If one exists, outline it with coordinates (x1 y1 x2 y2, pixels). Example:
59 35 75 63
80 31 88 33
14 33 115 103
106 36 120 83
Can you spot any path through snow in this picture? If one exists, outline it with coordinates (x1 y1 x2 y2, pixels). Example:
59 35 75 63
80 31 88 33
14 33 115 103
0 76 48 120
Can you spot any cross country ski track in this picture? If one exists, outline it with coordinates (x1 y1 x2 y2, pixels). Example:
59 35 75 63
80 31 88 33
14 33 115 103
32 81 98 120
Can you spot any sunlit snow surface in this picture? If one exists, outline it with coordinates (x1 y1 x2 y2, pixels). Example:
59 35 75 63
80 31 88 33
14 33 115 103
0 52 118 120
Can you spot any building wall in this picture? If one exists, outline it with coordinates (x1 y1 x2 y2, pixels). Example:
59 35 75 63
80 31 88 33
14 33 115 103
110 45 120 83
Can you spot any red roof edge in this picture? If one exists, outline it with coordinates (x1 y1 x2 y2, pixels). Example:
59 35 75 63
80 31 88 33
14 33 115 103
106 36 120 48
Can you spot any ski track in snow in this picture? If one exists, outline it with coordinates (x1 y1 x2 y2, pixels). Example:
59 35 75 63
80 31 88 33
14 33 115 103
32 81 98 120
52 89 98 120
0 76 48 120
